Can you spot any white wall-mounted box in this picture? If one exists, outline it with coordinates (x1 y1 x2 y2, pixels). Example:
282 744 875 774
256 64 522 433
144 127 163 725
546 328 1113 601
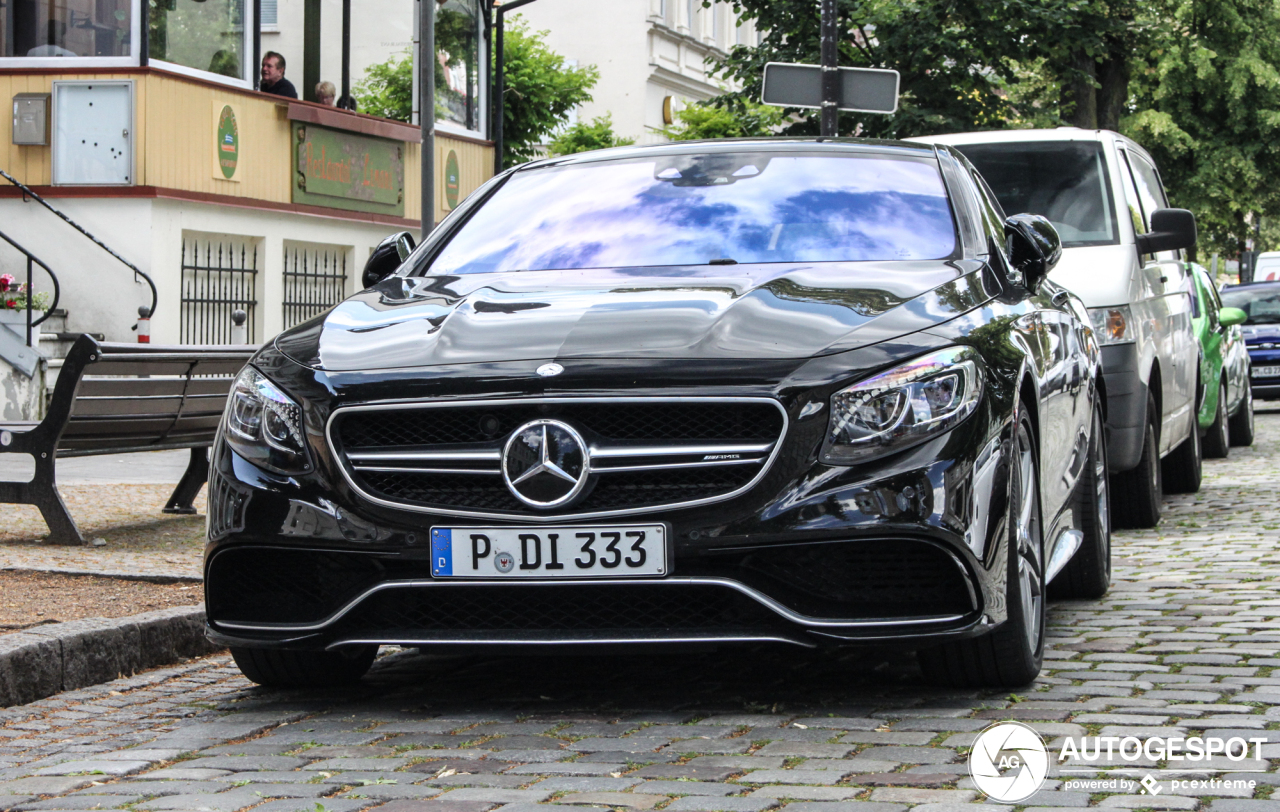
51 81 134 186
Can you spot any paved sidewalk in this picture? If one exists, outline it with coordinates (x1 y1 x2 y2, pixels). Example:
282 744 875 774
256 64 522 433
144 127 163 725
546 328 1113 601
1 411 1279 811
0 450 205 580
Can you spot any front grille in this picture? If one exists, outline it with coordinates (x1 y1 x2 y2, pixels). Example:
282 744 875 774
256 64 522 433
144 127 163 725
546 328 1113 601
696 539 975 619
332 399 786 517
207 547 393 624
339 402 782 448
337 583 782 633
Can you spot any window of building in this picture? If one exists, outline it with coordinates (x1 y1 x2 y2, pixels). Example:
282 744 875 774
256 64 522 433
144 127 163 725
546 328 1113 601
260 0 278 30
149 0 250 84
436 0 483 134
1 0 133 60
685 0 697 36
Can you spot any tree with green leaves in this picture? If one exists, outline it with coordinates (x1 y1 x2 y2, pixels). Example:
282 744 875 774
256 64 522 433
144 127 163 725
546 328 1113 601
547 115 635 156
707 0 1061 138
1122 0 1280 258
661 100 784 140
354 18 598 169
498 18 599 167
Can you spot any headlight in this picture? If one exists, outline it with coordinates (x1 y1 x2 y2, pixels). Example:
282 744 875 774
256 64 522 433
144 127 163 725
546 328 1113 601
1089 305 1134 345
223 366 312 474
821 347 983 465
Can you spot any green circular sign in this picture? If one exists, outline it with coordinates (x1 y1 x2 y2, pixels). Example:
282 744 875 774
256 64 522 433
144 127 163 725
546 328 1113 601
445 150 460 209
217 105 239 180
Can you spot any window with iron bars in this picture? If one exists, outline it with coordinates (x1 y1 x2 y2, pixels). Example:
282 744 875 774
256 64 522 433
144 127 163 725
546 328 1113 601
180 234 258 345
282 242 350 330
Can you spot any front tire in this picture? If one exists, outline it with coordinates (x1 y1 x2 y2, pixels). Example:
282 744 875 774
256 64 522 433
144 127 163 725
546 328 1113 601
231 646 377 688
1111 391 1162 529
1050 400 1111 600
918 411 1044 688
1229 381 1255 447
1162 409 1202 494
1202 381 1229 459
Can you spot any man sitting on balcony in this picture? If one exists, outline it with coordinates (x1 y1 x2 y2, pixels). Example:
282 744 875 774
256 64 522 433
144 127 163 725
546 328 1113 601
260 52 298 99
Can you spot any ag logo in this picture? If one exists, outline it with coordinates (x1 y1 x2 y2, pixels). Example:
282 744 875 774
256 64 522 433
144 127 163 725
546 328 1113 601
969 722 1048 803
494 551 516 573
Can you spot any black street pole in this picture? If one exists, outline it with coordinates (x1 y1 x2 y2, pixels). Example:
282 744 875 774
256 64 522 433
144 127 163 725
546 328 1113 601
341 0 351 100
492 0 541 176
820 0 838 137
421 0 435 233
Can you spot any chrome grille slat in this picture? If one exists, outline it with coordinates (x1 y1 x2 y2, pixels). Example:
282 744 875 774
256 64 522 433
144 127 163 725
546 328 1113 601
328 396 789 521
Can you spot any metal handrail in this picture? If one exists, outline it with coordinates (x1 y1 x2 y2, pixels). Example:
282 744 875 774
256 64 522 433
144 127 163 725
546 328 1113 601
0 226 61 347
0 169 158 322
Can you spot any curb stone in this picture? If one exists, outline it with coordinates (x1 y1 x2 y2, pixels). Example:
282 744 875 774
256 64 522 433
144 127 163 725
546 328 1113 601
0 604 217 707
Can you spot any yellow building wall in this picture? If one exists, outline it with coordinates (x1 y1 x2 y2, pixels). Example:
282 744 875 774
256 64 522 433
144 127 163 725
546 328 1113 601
0 70 494 226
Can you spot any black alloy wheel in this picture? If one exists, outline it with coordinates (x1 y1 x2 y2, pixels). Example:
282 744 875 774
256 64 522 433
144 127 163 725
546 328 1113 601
1049 399 1111 600
1163 409 1203 494
918 410 1044 688
1111 391 1162 529
231 645 377 688
1203 380 1230 459
1229 380 1255 447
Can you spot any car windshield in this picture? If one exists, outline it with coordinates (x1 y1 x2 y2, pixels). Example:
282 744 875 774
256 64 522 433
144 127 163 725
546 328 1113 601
954 141 1118 248
1222 286 1280 324
424 151 957 275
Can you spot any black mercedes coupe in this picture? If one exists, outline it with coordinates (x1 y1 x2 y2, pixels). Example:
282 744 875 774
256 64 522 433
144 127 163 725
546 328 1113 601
206 139 1110 689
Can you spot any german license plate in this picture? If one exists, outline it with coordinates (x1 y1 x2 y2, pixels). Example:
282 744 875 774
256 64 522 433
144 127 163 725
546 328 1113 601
1253 365 1280 378
431 525 667 578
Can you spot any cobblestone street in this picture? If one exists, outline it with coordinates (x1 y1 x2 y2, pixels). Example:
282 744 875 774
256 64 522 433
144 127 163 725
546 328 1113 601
4 410 1280 812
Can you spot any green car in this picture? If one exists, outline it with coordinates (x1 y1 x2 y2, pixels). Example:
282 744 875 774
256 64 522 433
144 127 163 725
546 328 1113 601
1188 262 1253 458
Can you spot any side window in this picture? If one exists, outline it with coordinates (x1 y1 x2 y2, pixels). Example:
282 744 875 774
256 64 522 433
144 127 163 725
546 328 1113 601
1118 150 1148 235
1127 151 1180 259
1189 273 1202 319
1201 271 1219 322
936 147 985 255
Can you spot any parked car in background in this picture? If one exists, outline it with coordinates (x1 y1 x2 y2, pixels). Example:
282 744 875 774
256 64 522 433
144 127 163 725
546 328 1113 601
911 128 1201 528
1221 281 1280 402
205 139 1109 691
1253 251 1280 282
1187 263 1252 456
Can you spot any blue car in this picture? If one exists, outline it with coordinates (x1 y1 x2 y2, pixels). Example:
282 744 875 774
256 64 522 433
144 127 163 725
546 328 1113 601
1221 281 1280 400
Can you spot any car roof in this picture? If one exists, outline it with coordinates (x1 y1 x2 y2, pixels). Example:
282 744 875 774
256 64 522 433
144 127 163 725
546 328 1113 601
1222 281 1280 290
515 137 940 173
906 128 1117 146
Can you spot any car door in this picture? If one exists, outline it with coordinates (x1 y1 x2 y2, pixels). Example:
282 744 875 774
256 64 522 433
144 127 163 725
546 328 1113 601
1118 147 1196 454
965 163 1080 515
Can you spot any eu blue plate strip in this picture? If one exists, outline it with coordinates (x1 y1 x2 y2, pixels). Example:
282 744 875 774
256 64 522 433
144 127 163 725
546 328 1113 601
431 528 452 576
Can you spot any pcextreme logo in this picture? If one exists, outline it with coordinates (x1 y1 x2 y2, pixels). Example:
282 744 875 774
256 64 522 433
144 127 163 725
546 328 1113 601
968 722 1050 803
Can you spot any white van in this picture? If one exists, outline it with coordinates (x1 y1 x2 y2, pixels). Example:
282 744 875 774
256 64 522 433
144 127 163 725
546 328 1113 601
912 128 1201 529
1254 251 1280 282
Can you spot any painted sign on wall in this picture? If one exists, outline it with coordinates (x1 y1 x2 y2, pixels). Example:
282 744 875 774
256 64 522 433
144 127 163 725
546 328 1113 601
213 103 240 181
444 150 460 209
293 123 405 216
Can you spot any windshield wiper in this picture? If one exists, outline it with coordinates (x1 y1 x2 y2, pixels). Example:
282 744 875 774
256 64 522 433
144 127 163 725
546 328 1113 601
709 258 739 265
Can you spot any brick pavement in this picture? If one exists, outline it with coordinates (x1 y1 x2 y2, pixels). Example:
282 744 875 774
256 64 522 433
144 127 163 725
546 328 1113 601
4 410 1280 812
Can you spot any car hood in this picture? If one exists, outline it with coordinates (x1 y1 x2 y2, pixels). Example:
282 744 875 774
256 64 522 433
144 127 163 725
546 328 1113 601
1047 244 1134 308
1242 324 1280 346
275 260 992 372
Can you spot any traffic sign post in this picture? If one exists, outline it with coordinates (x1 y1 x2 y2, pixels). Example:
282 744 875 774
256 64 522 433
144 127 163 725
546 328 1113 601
761 62 900 116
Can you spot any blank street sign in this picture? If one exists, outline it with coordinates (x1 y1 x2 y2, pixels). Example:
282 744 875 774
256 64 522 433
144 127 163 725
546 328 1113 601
761 62 900 114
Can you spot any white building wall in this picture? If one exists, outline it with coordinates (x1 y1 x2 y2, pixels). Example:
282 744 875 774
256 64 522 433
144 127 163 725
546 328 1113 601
0 197 407 347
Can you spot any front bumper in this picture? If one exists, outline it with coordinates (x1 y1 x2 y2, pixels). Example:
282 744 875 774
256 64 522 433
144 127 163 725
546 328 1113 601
204 411 1012 653
1099 343 1146 472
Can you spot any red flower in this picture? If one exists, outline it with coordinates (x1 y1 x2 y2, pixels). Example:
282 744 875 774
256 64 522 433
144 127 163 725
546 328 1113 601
5 300 16 309
0 274 13 292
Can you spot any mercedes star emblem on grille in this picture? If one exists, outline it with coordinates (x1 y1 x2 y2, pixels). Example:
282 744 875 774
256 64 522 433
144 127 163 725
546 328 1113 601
537 363 564 377
502 419 590 508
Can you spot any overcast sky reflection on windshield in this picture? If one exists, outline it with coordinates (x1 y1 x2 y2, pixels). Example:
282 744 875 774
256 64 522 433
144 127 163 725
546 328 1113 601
428 154 957 275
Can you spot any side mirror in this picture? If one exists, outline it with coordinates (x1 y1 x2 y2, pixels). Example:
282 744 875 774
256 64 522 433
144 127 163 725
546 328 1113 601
1220 306 1247 327
1004 213 1062 292
362 231 417 288
1136 208 1197 255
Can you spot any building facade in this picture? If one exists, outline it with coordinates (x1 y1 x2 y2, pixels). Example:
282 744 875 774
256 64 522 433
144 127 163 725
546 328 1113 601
0 0 495 420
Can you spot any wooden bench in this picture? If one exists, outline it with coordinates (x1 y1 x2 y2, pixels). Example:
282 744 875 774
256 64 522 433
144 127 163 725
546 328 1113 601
0 335 257 545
